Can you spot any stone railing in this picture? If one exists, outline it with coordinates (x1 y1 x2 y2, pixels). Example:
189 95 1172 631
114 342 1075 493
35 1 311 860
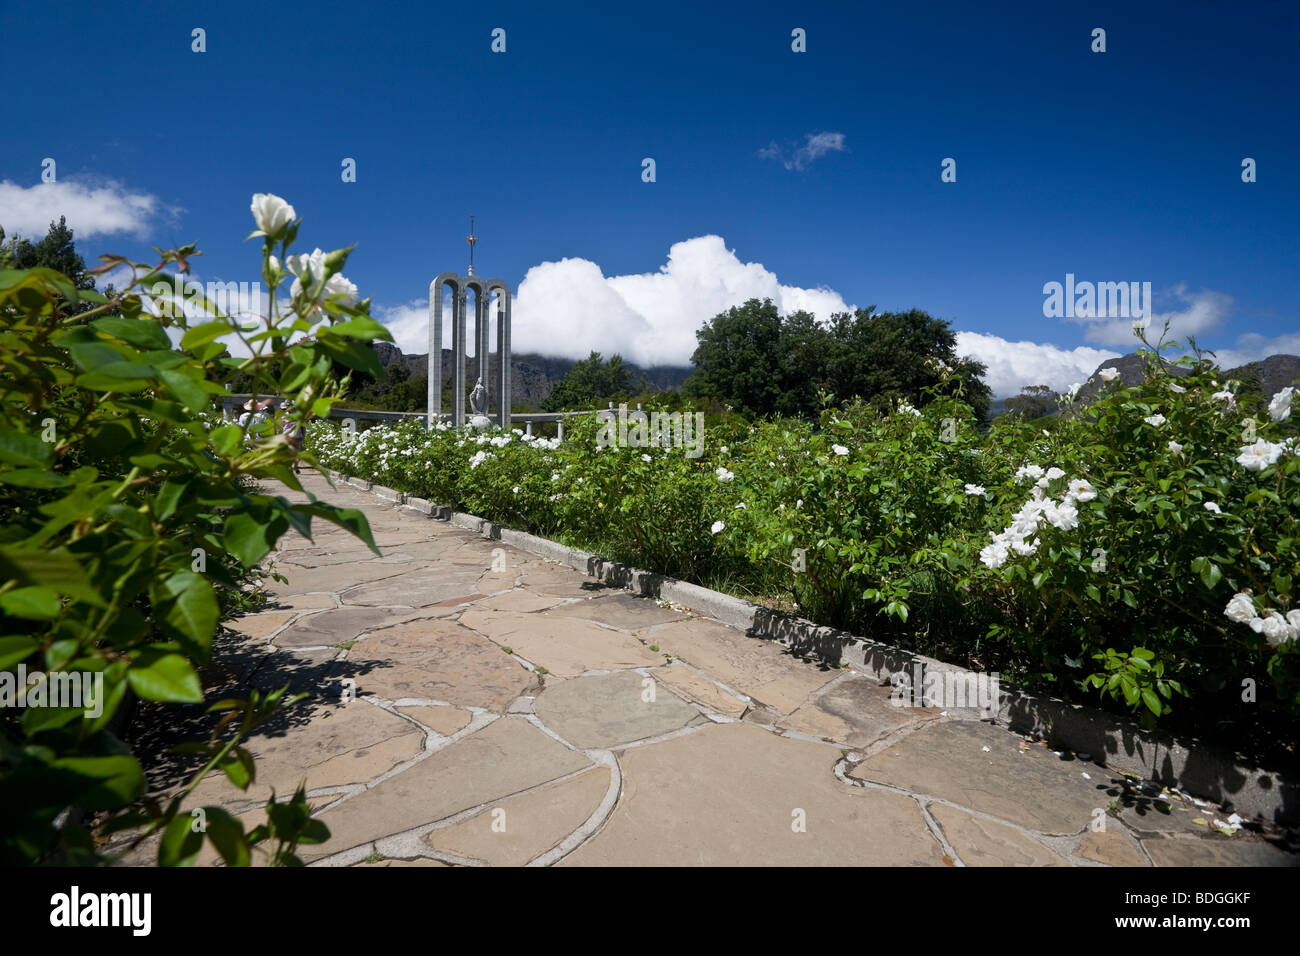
218 394 604 439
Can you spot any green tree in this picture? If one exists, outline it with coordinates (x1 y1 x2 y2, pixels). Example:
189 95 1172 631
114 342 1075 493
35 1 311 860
686 299 991 422
542 351 636 411
1001 384 1059 421
824 308 992 422
685 299 825 418
0 217 94 289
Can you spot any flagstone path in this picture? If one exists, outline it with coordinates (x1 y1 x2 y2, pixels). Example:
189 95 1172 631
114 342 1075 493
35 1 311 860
126 473 1298 867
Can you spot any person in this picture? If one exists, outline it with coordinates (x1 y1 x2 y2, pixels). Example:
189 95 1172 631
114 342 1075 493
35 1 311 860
281 400 309 472
238 398 272 431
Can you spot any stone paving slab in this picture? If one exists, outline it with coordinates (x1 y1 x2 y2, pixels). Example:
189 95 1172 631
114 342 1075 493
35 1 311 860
562 722 947 866
427 767 611 866
188 701 423 805
780 675 937 748
648 663 749 718
458 608 662 677
545 592 685 630
303 716 592 861
127 473 1298 868
534 670 704 749
850 719 1108 835
648 617 840 716
272 606 444 649
346 618 539 710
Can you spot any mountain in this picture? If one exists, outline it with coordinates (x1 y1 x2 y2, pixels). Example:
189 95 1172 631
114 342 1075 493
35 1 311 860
370 341 693 409
1078 351 1299 404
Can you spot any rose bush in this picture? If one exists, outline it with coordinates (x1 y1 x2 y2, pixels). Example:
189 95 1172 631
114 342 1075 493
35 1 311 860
311 339 1298 740
1 193 387 864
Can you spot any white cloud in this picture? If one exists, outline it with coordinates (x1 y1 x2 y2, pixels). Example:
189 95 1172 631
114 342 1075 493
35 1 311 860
378 235 853 366
759 131 848 171
955 331 1120 399
375 299 434 355
1067 284 1233 347
0 178 169 239
1189 331 1300 371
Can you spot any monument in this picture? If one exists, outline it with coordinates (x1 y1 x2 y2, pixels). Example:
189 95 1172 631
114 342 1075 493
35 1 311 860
428 216 512 429
468 377 491 430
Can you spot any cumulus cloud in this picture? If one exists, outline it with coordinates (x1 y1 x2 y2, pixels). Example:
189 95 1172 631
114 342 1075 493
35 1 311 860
1065 283 1233 347
378 236 852 366
955 331 1120 399
375 299 436 356
1193 331 1300 370
0 178 170 239
759 131 848 171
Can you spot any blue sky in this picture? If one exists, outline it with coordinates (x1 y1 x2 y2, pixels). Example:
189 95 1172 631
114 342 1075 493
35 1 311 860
2 0 1296 396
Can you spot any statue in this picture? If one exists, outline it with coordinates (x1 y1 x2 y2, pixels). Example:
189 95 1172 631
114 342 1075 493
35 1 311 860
469 377 491 430
469 377 488 415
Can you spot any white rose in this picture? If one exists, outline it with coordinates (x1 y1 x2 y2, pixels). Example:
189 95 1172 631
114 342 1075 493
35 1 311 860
324 273 358 305
1098 367 1119 382
1223 592 1257 625
1268 386 1294 423
250 193 296 237
1236 440 1284 472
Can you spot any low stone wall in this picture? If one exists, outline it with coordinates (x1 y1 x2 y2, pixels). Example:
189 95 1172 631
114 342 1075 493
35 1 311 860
327 470 1299 826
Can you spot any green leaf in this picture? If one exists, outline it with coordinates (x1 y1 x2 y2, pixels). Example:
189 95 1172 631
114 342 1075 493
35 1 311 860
203 807 252 866
1141 688 1162 716
223 511 275 568
218 747 256 790
292 502 379 555
0 636 38 669
127 651 203 703
1121 678 1140 707
47 754 145 810
92 316 171 350
0 468 71 488
0 426 54 467
180 320 230 350
159 813 204 866
326 315 388 340
209 424 243 456
159 369 208 411
0 586 60 620
153 570 219 660
0 546 104 606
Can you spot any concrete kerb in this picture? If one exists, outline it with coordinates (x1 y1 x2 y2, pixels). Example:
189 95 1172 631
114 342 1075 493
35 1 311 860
320 470 1298 826
372 484 405 504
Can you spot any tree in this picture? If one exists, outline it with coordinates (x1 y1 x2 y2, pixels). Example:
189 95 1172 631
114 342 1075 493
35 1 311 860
686 299 992 422
543 351 637 411
0 218 111 319
1001 384 1059 421
685 299 826 418
1 217 96 287
824 308 991 422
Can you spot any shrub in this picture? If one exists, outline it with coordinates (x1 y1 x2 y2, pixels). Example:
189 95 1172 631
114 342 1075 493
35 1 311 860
0 193 386 864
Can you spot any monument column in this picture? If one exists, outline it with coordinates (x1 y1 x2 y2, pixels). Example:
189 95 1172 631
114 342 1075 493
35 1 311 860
452 287 467 428
429 218 511 431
